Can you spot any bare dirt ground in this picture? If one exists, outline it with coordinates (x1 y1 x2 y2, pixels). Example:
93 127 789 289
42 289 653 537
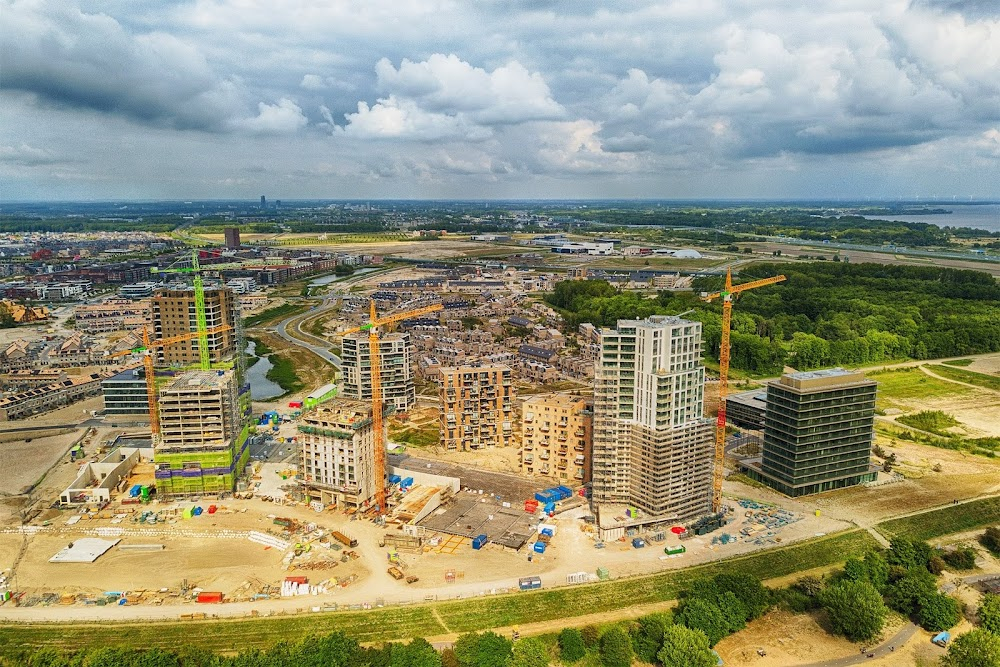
806 439 1000 527
715 610 907 666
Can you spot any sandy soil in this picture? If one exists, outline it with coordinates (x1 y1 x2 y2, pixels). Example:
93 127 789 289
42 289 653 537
716 610 907 666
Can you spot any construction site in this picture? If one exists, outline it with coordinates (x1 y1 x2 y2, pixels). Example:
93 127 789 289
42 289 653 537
2 254 1000 651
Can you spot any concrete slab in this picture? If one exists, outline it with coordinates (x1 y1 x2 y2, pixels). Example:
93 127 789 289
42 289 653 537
48 538 121 563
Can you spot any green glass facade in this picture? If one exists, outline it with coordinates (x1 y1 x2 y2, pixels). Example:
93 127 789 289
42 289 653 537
754 370 877 497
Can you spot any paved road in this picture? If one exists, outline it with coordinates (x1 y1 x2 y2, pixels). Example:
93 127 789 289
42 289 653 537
801 623 918 667
271 297 342 367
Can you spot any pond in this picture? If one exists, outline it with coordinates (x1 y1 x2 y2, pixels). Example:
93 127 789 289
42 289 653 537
245 340 283 400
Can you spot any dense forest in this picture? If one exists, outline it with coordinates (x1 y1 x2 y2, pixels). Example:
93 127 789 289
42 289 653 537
547 263 1000 375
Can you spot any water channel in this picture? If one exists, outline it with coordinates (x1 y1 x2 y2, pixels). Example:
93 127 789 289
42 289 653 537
245 340 283 400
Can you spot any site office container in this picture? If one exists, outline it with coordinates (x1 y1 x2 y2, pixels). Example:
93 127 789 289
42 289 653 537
196 592 224 603
284 576 308 585
533 541 547 553
333 531 358 547
665 545 687 555
472 534 488 550
518 576 542 591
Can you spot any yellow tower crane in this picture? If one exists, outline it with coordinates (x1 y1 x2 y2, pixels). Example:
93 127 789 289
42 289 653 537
702 269 785 513
109 324 232 442
342 300 444 513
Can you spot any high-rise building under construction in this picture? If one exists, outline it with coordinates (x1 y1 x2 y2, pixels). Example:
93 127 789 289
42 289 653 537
591 315 713 538
154 369 250 495
340 332 415 413
151 287 237 366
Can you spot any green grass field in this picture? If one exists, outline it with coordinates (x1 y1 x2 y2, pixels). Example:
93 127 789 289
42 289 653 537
0 531 878 655
876 496 1000 542
942 359 975 367
868 367 970 405
929 365 1000 392
244 303 311 328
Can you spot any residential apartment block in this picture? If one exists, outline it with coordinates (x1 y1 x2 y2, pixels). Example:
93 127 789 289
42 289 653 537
592 316 714 536
298 399 380 510
520 393 592 484
74 299 151 334
439 365 515 450
340 332 415 413
154 369 249 495
102 367 150 415
745 368 877 497
151 287 237 366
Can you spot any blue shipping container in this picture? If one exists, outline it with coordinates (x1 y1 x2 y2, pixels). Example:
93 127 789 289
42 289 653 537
556 485 573 498
544 502 556 513
388 474 401 484
533 541 547 553
472 534 488 550
401 477 414 487
129 484 142 498
534 491 553 503
540 528 554 537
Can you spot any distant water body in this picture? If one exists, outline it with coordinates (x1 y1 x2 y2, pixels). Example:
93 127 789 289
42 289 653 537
863 204 1000 233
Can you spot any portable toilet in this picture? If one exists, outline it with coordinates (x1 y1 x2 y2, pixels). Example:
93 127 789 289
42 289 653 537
182 507 194 520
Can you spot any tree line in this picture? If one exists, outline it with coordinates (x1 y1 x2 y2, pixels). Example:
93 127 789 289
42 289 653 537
546 262 1000 375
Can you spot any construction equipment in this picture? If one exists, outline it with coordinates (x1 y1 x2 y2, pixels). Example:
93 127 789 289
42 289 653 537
151 250 266 372
702 269 785 513
109 324 232 441
342 300 444 514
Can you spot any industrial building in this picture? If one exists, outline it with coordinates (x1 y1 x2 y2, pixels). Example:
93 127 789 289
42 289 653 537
744 368 878 497
154 370 249 496
297 399 380 510
591 315 714 537
151 287 237 366
439 365 515 450
101 367 150 415
520 393 592 483
340 332 415 413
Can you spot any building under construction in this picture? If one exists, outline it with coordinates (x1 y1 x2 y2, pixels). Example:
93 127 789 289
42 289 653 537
591 315 714 538
154 369 250 495
340 332 415 412
151 287 237 366
297 399 381 510
438 365 515 450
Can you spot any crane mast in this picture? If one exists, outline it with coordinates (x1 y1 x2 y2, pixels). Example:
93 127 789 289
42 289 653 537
343 300 444 513
703 269 785 513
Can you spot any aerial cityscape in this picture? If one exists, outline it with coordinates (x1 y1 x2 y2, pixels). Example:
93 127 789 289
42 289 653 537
2 2 1000 667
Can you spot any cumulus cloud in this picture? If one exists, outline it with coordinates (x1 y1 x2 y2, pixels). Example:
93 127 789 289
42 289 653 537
4 0 1000 198
335 54 563 139
1 0 243 130
236 98 308 134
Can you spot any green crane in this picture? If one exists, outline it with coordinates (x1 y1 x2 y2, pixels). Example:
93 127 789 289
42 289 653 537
150 250 213 371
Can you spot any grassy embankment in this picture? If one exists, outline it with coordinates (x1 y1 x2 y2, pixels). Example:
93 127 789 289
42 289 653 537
928 364 1000 392
243 303 311 328
0 530 879 655
876 495 1000 542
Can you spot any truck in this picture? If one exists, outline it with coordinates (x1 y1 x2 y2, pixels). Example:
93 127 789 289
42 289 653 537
332 531 358 548
387 567 404 580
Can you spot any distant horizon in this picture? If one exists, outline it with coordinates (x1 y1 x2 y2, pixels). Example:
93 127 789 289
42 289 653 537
3 198 999 206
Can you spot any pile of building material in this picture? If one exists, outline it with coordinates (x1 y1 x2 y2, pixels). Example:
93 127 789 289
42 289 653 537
49 538 121 563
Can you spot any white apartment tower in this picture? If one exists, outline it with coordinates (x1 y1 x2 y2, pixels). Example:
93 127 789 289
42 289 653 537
592 315 713 528
340 332 416 413
298 399 380 510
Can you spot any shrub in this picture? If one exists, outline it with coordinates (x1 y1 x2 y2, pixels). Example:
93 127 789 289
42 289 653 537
943 548 978 571
581 625 600 649
917 593 962 632
598 627 633 667
630 612 673 665
943 629 1000 667
557 628 586 663
657 625 717 667
980 527 1000 556
979 594 1000 636
820 580 889 642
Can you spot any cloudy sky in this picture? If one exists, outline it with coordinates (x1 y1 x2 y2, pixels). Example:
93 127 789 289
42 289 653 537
2 0 999 200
